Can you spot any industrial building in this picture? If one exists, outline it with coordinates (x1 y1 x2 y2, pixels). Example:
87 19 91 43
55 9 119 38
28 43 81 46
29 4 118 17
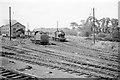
0 22 26 37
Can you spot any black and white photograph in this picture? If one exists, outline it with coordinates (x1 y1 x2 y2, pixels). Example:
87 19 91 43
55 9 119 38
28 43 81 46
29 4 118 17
0 0 120 79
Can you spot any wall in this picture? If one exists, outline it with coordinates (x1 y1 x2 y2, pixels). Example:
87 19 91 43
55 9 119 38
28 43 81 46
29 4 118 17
0 25 9 36
0 22 25 37
11 23 25 36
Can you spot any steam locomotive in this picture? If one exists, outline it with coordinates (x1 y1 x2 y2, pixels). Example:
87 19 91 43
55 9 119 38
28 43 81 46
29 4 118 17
52 30 66 42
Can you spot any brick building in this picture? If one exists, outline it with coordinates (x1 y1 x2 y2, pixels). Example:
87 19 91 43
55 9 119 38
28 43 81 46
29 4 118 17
0 22 25 37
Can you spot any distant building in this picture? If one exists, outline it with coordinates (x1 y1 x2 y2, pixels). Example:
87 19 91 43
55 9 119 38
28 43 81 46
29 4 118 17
25 29 33 36
0 22 26 37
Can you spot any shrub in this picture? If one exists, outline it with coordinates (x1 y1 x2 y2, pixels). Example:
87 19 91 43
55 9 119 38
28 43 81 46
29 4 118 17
64 30 78 36
104 34 112 41
96 32 120 42
97 33 107 38
82 31 91 37
111 29 120 41
112 30 120 39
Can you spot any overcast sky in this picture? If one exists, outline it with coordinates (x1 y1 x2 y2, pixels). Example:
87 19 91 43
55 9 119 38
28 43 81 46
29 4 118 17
0 0 119 30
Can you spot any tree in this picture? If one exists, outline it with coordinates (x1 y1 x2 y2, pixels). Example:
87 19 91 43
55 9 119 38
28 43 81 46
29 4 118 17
105 17 111 27
80 20 85 25
110 18 118 35
99 17 112 33
70 22 78 29
84 16 93 25
81 16 94 37
111 18 118 28
112 27 120 41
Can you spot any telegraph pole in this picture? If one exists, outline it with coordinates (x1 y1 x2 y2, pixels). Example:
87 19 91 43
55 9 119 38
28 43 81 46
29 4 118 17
9 7 12 41
93 8 95 44
27 22 29 36
57 21 58 31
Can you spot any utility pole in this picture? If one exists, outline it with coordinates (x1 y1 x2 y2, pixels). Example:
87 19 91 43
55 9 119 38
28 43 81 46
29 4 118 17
9 7 12 41
57 21 58 31
93 8 95 44
27 22 29 36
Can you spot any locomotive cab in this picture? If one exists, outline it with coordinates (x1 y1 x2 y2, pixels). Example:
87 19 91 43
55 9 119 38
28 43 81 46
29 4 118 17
31 31 49 45
52 30 66 42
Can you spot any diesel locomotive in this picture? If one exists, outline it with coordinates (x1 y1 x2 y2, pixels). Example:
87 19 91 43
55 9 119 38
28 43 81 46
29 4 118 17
30 31 49 45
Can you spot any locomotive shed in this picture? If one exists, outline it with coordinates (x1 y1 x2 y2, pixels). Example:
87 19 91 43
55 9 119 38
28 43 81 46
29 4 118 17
1 36 119 79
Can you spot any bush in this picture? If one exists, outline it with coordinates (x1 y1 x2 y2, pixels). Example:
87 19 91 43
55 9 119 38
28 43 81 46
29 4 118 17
111 29 120 41
84 31 91 37
81 30 92 37
96 32 120 42
104 34 112 41
97 33 107 38
112 30 120 39
64 30 78 36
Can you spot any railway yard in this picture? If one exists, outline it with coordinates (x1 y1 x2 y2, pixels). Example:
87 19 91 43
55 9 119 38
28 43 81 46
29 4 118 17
0 36 119 79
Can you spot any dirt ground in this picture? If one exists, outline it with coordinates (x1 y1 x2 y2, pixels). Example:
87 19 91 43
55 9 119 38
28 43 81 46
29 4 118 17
1 36 119 78
0 57 88 78
66 36 118 52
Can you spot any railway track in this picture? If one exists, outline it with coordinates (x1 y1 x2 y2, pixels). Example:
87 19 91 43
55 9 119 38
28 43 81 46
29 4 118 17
63 41 118 56
48 41 118 63
1 45 119 78
0 52 111 78
2 45 119 70
51 38 117 54
0 66 39 80
24 40 118 66
22 45 119 70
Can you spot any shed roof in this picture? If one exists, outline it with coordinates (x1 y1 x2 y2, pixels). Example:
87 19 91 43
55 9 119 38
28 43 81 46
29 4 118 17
0 22 25 28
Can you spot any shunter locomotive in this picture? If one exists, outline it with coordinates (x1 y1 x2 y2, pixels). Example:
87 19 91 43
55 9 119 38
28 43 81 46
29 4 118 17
30 31 49 45
52 30 66 42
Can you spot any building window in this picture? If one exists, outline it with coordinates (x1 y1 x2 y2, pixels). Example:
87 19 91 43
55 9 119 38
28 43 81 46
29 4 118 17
13 28 16 34
13 28 16 31
17 25 19 27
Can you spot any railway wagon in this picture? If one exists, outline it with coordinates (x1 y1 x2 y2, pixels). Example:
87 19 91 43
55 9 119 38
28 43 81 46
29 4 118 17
52 30 66 42
30 31 49 45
